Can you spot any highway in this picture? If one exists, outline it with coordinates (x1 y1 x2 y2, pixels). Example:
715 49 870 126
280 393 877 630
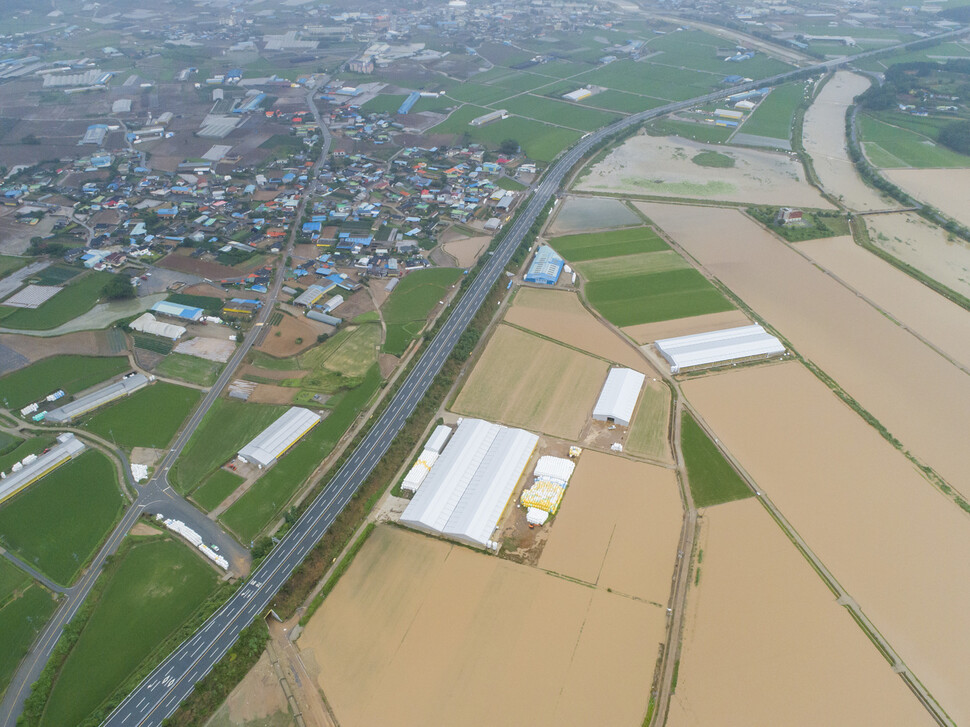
101 29 969 727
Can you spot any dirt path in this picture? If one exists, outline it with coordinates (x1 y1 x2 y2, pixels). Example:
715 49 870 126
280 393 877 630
269 619 337 727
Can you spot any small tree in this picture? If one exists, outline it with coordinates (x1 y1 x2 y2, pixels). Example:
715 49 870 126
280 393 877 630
499 138 519 156
102 275 136 300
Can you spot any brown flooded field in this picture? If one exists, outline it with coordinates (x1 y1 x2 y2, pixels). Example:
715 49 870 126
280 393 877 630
622 310 751 345
547 195 642 234
668 498 934 727
504 287 649 370
300 525 663 727
575 134 832 207
539 450 681 603
639 201 970 501
866 212 970 301
885 168 970 231
802 72 896 211
799 235 970 369
441 235 489 268
683 363 970 724
452 324 607 440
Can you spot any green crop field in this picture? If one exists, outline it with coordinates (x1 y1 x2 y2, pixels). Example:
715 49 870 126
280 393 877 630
574 60 714 101
154 353 221 387
501 95 620 131
293 323 381 392
171 398 287 495
221 365 382 542
582 89 662 113
646 118 733 144
649 30 793 78
692 150 735 168
191 469 244 511
0 557 29 604
0 256 28 278
131 334 173 355
858 113 970 168
738 82 805 140
585 268 735 328
0 451 124 585
681 411 752 508
447 82 515 106
550 226 668 262
33 264 81 286
381 267 463 355
39 538 218 727
575 250 690 282
0 354 128 410
82 382 200 450
361 93 407 113
430 105 582 162
0 583 56 696
625 384 670 461
0 271 113 330
166 293 224 316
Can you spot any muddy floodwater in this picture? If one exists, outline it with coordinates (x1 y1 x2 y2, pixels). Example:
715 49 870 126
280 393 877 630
683 363 970 724
669 498 934 727
885 168 970 231
640 201 970 502
548 195 642 234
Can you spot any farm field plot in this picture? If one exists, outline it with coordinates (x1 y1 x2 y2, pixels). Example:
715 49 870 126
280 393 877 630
646 119 733 144
574 60 713 101
0 450 124 585
447 82 515 106
623 309 751 345
0 271 112 330
639 201 970 505
191 469 245 512
858 114 970 168
82 382 201 450
581 89 661 113
884 168 970 231
865 212 970 300
539 451 681 602
549 226 668 262
576 250 690 281
441 235 489 268
547 196 641 234
625 381 671 461
430 105 581 162
170 399 287 495
452 325 607 440
680 411 751 508
500 95 619 131
38 538 219 727
683 363 970 725
503 287 648 371
575 134 832 208
381 267 462 355
799 235 970 369
586 267 735 328
0 582 56 698
802 72 896 211
154 352 221 386
0 255 28 278
300 524 664 727
0 354 128 409
0 556 28 601
668 498 934 727
648 30 793 77
737 81 805 141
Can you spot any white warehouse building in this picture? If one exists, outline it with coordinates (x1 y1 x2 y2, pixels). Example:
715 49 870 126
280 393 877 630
654 324 785 374
46 373 149 423
400 418 538 549
592 367 646 427
238 406 321 469
0 433 85 505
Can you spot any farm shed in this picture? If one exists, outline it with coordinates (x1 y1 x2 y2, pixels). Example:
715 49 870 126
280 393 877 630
129 312 185 340
238 406 321 469
151 300 204 322
654 324 785 374
295 284 327 307
400 418 538 549
524 245 564 286
425 424 452 454
592 368 645 427
46 374 150 423
0 433 85 505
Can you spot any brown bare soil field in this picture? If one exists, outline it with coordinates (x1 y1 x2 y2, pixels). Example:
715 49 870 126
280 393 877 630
300 525 663 727
668 498 934 727
452 324 608 440
622 310 751 345
256 314 324 357
247 384 297 405
129 522 161 537
683 363 970 724
333 288 375 321
181 283 228 299
206 652 293 727
639 201 970 501
866 212 970 301
539 451 681 603
504 287 650 371
802 72 897 211
239 365 305 382
157 251 240 280
442 235 489 268
292 244 320 260
799 235 970 369
3 331 119 361
884 168 970 231
377 353 398 378
576 134 832 207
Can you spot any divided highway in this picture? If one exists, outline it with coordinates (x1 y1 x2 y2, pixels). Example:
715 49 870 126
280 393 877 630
103 32 968 727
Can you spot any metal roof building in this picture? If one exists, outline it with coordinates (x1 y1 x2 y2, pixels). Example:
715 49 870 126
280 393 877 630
46 374 150 423
238 407 321 469
654 324 784 374
294 284 327 307
592 367 645 427
425 424 452 454
151 300 204 322
0 433 85 505
523 245 564 286
130 312 185 340
400 418 538 549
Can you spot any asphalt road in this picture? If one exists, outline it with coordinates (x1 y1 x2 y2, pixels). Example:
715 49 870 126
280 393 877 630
99 33 970 726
